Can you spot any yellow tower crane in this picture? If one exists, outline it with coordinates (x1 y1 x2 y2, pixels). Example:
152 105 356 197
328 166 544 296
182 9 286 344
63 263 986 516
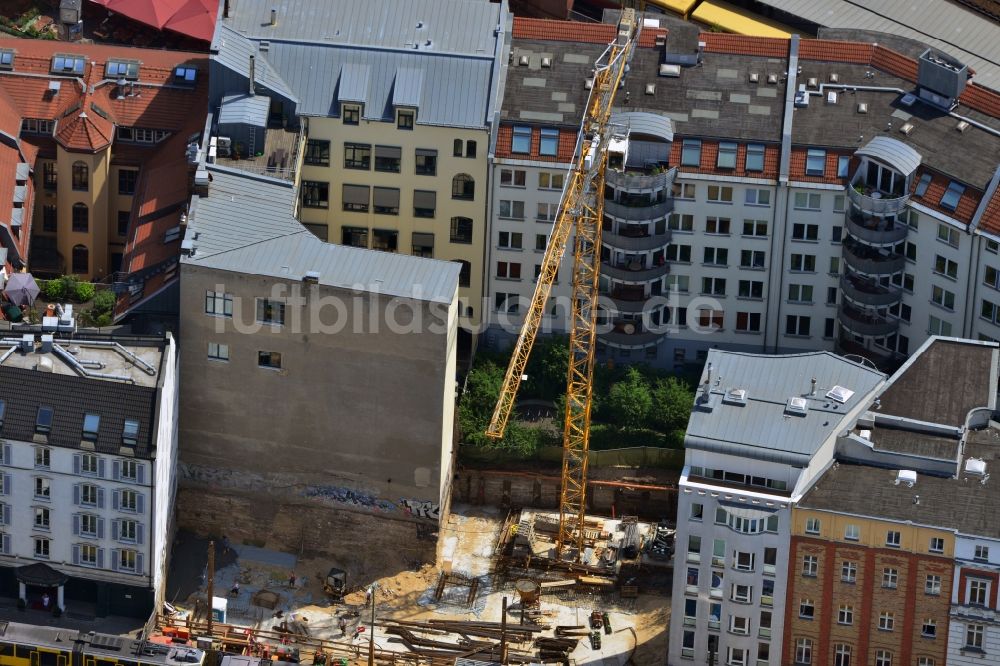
485 8 640 559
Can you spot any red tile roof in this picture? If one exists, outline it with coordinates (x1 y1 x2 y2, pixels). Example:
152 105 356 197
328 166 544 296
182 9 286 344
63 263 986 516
54 107 115 152
512 17 616 44
797 39 873 64
638 28 667 49
978 186 1000 237
911 169 982 224
871 45 918 82
960 83 1000 118
700 33 788 58
0 87 21 138
788 147 851 185
670 139 780 180
0 144 33 268
494 124 576 163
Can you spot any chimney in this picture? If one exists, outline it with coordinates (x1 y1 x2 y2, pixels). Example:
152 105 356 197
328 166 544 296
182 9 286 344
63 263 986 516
810 377 817 396
270 8 277 26
249 55 255 96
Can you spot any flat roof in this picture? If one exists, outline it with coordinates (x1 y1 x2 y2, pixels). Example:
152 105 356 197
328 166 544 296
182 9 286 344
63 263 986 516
866 425 960 460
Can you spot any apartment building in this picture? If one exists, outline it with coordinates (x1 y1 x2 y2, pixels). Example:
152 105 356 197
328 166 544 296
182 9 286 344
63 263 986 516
488 16 1000 368
668 348 885 666
207 0 509 337
0 38 207 306
177 159 460 560
0 332 178 619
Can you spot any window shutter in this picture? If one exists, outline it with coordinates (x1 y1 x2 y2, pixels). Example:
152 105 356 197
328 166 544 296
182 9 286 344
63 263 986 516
137 464 145 485
112 520 119 541
112 490 119 511
72 545 80 565
2 473 9 496
136 523 145 545
97 518 105 539
413 190 436 210
97 548 104 569
73 454 81 474
112 461 121 481
2 504 9 527
342 184 369 206
98 459 106 478
73 484 80 506
97 487 105 509
111 549 119 571
136 493 145 514
136 553 144 574
373 187 400 208
72 514 80 536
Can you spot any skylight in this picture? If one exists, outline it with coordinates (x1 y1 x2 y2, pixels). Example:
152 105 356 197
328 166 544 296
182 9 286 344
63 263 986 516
51 55 86 75
785 396 808 416
940 181 965 211
0 50 13 70
805 148 826 176
173 66 198 85
717 142 737 169
745 143 765 172
681 139 701 167
83 413 100 441
36 406 53 434
122 419 140 446
914 172 932 197
825 385 855 404
0 400 6 427
106 59 139 80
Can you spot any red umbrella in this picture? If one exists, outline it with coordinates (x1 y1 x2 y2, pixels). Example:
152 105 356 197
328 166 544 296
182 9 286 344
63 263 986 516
104 0 188 29
88 0 115 6
164 0 218 42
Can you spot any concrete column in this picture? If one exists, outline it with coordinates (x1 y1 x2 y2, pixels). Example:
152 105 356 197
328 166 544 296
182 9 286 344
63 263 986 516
18 582 24 601
57 585 64 610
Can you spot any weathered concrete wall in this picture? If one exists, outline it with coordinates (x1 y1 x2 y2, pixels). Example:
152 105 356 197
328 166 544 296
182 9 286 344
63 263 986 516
453 467 679 520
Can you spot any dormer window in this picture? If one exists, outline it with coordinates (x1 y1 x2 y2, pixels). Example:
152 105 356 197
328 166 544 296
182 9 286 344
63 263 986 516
106 60 139 80
51 55 86 75
173 66 197 85
805 148 826 176
36 406 53 434
0 50 13 71
343 105 360 125
940 181 965 211
0 400 6 428
83 413 100 441
397 109 414 130
717 142 737 169
122 419 139 447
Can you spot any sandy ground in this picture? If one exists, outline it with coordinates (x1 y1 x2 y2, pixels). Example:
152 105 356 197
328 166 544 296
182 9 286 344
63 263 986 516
170 504 669 665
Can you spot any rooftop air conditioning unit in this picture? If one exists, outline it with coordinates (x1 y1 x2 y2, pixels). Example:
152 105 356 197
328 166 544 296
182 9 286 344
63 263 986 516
659 64 680 78
965 458 987 475
518 55 529 66
895 469 917 487
748 72 759 83
541 57 551 68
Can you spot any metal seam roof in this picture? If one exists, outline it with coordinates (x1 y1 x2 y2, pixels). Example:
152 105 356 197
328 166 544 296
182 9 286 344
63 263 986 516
610 111 674 142
855 136 923 176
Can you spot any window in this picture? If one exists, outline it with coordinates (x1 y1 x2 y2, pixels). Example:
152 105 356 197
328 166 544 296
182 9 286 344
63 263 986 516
397 109 414 130
837 155 850 178
681 139 701 166
413 190 436 218
878 611 894 631
343 105 360 125
72 161 89 191
343 143 370 169
717 141 737 169
80 413 101 441
538 172 564 190
792 223 819 241
925 574 941 595
833 194 846 212
34 447 50 469
374 145 401 173
373 187 400 215
512 125 532 153
72 203 89 232
731 583 752 603
499 200 524 219
968 578 989 605
742 219 768 236
687 535 701 562
256 299 285 325
208 342 230 361
122 419 139 447
690 503 703 521
834 644 852 666
301 181 329 208
838 605 853 625
703 247 728 266
824 318 836 338
786 315 811 336
829 256 841 275
794 192 821 210
34 506 50 529
34 477 50 499
119 460 138 482
788 284 813 303
734 551 755 571
116 210 130 237
80 513 98 537
118 518 138 542
0 49 12 70
669 213 694 231
705 217 730 234
258 351 282 369
929 537 944 553
726 647 746 666
455 261 471 288
875 650 892 666
415 149 437 175
205 291 233 317
841 561 857 583
966 623 984 649
805 149 826 176
735 312 761 333
498 231 523 249
934 255 958 279
683 598 698 624
802 555 818 577
975 544 990 562
52 53 85 74
790 254 815 272
452 174 475 200
707 185 733 202
681 630 695 658
304 139 330 166
673 182 696 199
342 184 369 212
536 202 558 222
730 615 749 635
450 217 473 244
34 537 50 559
118 548 138 571
886 530 901 547
172 64 197 84
373 229 399 253
928 315 952 336
500 169 526 187
932 285 955 310
712 539 726 567
701 277 726 296
738 280 763 299
118 489 138 512
805 517 820 534
496 262 521 279
539 128 559 156
36 406 53 434
883 568 898 589
795 638 812 664
937 223 960 247
761 579 774 606
667 244 692 263
465 140 477 158
744 143 765 171
985 266 1000 290
799 599 814 619
940 181 965 211
667 275 690 293
922 619 936 638
697 308 724 330
117 169 138 196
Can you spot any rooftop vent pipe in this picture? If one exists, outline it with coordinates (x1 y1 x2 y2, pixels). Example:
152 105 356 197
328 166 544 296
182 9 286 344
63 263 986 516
270 8 277 26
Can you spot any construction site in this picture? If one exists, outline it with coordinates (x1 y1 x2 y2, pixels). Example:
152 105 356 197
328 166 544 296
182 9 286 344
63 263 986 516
157 500 673 666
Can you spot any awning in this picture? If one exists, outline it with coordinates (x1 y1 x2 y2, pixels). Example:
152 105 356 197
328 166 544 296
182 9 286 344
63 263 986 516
416 148 437 157
855 136 923 177
373 187 400 208
16 562 69 587
412 232 435 247
413 190 436 209
342 184 369 206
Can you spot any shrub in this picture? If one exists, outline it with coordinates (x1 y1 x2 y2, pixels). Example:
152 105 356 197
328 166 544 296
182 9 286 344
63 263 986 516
94 313 113 328
74 281 95 302
92 289 116 316
42 278 65 301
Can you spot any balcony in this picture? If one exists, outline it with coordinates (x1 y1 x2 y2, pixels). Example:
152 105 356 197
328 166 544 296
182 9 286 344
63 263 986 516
599 327 664 349
604 198 674 222
605 166 675 192
601 260 670 282
845 213 908 245
604 293 650 314
842 239 906 276
603 227 672 252
841 274 903 307
838 304 899 337
847 180 910 216
836 334 899 364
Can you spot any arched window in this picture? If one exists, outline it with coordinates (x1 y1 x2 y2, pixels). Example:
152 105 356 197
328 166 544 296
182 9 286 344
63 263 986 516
452 174 474 200
71 161 89 191
72 203 88 232
453 260 471 288
72 245 89 275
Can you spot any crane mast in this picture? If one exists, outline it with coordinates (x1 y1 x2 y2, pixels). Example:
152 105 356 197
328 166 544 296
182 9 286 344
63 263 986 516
485 9 639 558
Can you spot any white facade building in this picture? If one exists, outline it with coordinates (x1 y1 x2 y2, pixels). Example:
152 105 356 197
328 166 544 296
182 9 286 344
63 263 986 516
948 532 1000 664
0 333 176 618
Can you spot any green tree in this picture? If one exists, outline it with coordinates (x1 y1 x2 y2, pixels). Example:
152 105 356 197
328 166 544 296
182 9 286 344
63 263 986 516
524 335 569 399
605 367 652 431
457 361 539 455
649 375 695 446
